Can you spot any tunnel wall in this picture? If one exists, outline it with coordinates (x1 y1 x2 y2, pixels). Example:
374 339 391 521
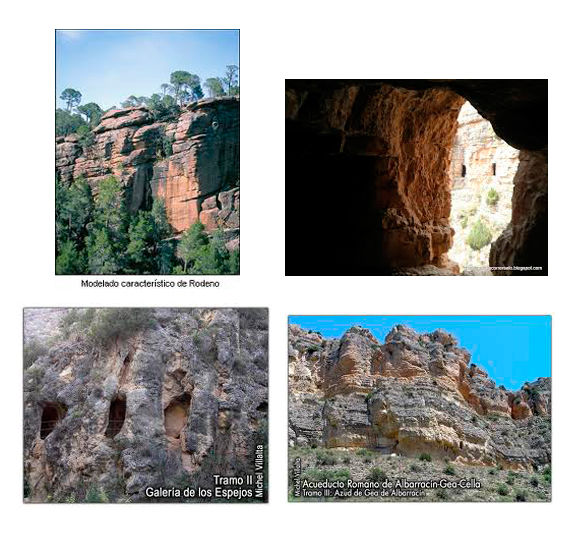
286 83 464 274
286 80 547 275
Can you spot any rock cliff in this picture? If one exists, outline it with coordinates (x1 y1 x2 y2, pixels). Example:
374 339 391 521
56 97 239 240
289 324 550 470
24 308 267 502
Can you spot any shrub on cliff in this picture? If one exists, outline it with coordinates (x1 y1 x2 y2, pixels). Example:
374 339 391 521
316 450 337 466
87 308 155 347
497 484 509 496
368 467 387 482
486 188 499 207
76 125 95 153
466 219 493 250
24 339 48 368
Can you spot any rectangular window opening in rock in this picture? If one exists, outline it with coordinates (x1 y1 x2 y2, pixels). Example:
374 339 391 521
164 393 191 441
40 402 67 440
105 396 127 438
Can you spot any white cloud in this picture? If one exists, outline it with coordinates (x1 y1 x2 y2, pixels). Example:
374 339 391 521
58 30 83 40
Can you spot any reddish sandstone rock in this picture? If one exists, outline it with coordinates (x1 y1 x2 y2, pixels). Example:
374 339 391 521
56 98 240 237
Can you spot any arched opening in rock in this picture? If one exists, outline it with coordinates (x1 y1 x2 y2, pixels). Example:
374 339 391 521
257 400 268 413
40 402 67 439
448 102 519 275
105 396 127 438
286 80 547 276
164 394 191 440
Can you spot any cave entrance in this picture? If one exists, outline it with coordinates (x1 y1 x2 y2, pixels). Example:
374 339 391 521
448 102 519 275
40 402 67 439
164 394 191 440
105 396 127 438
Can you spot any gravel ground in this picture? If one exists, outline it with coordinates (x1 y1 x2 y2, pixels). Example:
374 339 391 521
289 447 551 502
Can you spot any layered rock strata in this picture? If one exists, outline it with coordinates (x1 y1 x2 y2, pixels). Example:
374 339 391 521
56 97 239 240
24 308 267 502
289 324 551 470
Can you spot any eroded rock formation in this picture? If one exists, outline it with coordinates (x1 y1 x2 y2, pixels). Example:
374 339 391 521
23 308 267 502
289 324 551 470
56 97 239 240
286 80 547 275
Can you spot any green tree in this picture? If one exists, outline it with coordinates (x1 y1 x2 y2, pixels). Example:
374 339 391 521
126 211 155 272
93 176 127 241
191 229 230 274
147 94 179 121
151 197 171 241
177 222 208 273
57 175 93 245
157 240 175 274
228 248 239 274
76 124 95 152
169 71 203 104
55 178 69 248
190 76 204 100
204 77 225 97
56 240 85 274
87 227 120 274
223 65 239 95
56 109 87 136
77 102 103 126
60 88 82 112
121 95 148 108
170 71 192 104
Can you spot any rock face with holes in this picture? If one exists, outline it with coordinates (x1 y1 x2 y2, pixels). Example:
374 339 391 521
288 324 551 470
56 97 239 239
286 80 547 275
23 308 267 502
448 102 519 273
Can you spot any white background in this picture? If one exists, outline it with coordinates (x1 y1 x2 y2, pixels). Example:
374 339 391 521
1 0 568 530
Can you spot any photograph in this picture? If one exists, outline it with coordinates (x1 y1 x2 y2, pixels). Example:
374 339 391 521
23 308 267 503
55 30 240 275
288 316 551 502
285 80 547 276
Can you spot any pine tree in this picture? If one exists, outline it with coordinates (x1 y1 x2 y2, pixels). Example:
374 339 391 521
93 176 127 241
56 240 85 274
177 222 208 273
61 175 93 243
87 227 120 274
126 211 154 273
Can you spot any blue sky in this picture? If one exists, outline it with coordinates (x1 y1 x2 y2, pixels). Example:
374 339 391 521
289 316 551 390
56 30 239 110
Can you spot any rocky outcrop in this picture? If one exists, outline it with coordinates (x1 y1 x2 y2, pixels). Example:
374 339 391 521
286 80 547 275
289 324 551 470
490 150 547 274
56 97 239 237
24 308 267 502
